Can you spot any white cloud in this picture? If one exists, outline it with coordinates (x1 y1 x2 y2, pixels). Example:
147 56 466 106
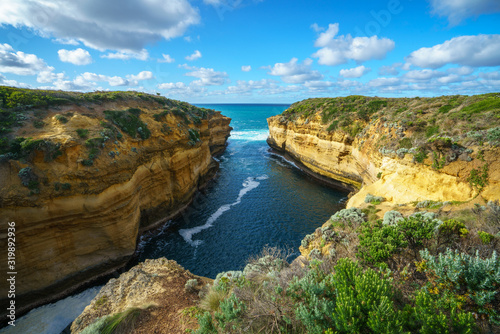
101 49 149 61
77 70 153 87
158 81 207 96
128 71 153 81
184 65 228 86
430 0 500 25
159 54 175 63
58 48 92 65
53 38 79 46
0 43 53 75
185 50 202 61
241 65 251 72
406 35 500 69
37 70 65 83
0 74 30 88
268 58 323 84
340 65 371 78
312 23 395 66
310 23 324 32
0 0 199 51
368 77 401 87
378 63 403 76
404 69 445 81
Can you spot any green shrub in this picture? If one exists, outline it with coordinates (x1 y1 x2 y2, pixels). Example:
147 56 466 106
358 214 438 264
413 148 428 163
33 120 45 128
358 220 405 264
437 219 468 246
55 114 68 123
188 128 200 144
403 289 476 333
364 193 385 205
486 126 500 145
327 259 403 334
103 109 151 139
327 120 339 132
185 279 198 293
477 231 494 244
76 129 89 138
419 248 500 325
399 137 412 149
330 208 366 228
438 104 454 113
467 164 489 191
425 125 440 138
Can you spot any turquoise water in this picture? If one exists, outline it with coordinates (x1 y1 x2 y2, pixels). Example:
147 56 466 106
3 104 347 334
137 104 348 277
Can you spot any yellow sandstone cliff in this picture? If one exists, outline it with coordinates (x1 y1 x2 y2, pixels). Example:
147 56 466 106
0 90 231 318
267 96 500 210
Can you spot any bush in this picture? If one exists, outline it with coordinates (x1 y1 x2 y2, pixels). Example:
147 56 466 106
399 137 412 149
330 208 366 228
413 147 428 163
103 109 151 139
185 279 198 293
477 231 494 244
467 164 489 191
55 114 68 123
364 193 385 205
328 259 403 334
383 210 404 226
77 128 89 138
419 248 500 325
358 214 438 264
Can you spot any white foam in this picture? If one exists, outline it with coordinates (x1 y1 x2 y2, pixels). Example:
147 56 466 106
230 130 269 141
179 175 267 246
269 153 301 170
0 286 102 334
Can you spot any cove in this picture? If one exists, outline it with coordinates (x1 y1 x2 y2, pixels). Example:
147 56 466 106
3 104 347 334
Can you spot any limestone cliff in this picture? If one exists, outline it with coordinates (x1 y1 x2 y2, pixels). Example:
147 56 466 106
71 258 211 334
267 94 500 209
0 88 231 318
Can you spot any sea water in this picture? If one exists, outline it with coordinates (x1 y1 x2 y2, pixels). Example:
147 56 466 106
137 104 348 277
3 104 347 333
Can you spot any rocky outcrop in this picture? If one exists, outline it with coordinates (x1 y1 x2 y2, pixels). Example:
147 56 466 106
0 91 231 319
267 97 500 210
71 258 211 334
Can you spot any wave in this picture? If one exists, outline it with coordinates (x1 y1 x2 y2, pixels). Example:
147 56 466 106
1 286 102 334
268 152 301 171
230 129 269 141
179 175 268 246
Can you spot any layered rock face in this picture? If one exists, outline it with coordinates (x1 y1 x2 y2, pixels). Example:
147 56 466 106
0 93 231 318
267 99 500 209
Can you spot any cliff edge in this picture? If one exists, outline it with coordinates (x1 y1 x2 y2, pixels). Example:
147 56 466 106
0 87 231 319
267 94 500 210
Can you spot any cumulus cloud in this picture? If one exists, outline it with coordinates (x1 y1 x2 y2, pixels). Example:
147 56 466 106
159 54 175 63
312 23 395 66
268 58 323 84
101 49 149 61
0 43 53 75
429 0 500 25
404 69 445 82
0 0 199 51
406 35 500 69
241 65 251 72
77 70 153 87
0 74 30 88
185 50 202 61
184 65 228 86
310 23 324 32
340 65 371 78
58 48 92 65
157 81 207 96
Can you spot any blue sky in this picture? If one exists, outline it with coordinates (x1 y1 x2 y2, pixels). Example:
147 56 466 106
0 0 499 103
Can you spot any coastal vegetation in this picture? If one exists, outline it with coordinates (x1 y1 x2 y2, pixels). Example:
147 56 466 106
192 202 499 333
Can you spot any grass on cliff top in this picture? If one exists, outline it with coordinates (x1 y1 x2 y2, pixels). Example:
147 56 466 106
0 85 217 161
281 93 500 139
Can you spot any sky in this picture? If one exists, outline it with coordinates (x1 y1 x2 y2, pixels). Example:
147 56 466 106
0 0 499 103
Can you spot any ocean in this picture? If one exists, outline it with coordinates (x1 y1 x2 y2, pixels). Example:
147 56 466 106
2 104 347 334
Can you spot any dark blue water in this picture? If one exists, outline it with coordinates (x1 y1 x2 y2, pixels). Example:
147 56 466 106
137 104 347 278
